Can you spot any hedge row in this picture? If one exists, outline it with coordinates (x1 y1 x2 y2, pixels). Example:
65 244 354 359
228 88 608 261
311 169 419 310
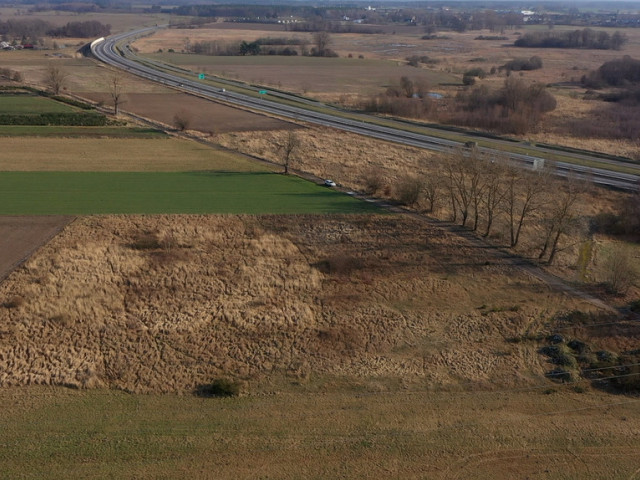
0 112 107 126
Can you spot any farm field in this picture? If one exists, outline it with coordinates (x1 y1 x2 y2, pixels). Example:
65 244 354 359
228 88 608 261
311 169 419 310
0 125 167 138
144 51 457 98
0 137 268 171
0 95 78 114
1 386 639 479
82 92 291 133
0 213 639 477
0 171 375 214
0 216 73 282
132 24 640 157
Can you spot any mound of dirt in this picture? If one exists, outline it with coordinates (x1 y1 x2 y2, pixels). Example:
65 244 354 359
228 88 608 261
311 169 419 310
0 215 599 393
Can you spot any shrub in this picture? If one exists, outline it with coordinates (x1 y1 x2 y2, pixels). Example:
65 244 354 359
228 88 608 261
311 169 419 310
501 56 543 72
603 244 638 295
462 75 476 86
546 369 573 382
130 233 161 250
395 175 423 205
195 379 241 397
3 295 24 309
464 67 486 79
173 110 191 131
363 170 385 195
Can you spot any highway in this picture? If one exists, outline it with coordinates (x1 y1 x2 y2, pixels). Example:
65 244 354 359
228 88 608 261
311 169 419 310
91 27 639 191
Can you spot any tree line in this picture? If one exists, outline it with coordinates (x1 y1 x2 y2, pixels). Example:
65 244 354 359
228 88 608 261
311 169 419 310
514 28 627 50
0 19 110 40
387 150 585 264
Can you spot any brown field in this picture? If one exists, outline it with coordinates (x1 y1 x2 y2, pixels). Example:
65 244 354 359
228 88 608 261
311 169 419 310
0 136 269 172
0 7 169 33
0 213 607 393
83 92 291 133
0 214 639 478
0 216 74 282
133 24 640 156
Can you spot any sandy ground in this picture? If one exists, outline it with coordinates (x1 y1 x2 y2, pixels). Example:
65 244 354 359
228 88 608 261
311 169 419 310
0 216 74 283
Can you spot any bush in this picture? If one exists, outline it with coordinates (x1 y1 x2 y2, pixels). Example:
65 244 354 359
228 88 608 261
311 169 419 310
501 56 543 72
3 295 24 309
363 170 385 195
464 68 486 79
395 175 423 205
129 233 161 250
462 75 476 86
195 379 241 397
546 368 573 382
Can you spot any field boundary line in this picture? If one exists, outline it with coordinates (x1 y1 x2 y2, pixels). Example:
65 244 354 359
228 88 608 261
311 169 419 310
0 216 75 284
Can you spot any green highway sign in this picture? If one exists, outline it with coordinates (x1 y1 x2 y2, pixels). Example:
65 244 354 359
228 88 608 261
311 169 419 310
198 73 205 80
258 90 267 95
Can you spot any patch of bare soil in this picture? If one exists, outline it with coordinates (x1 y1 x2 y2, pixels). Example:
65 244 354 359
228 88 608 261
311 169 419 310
0 216 74 283
83 92 290 133
0 214 599 393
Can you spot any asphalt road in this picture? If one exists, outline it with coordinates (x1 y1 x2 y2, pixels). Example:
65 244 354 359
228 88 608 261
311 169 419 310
91 27 639 191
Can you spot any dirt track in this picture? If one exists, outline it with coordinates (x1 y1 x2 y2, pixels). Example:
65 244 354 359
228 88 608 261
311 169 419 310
0 216 74 283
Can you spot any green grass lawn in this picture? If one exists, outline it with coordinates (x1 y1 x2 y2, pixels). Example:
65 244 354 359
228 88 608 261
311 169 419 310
0 95 78 114
0 171 378 214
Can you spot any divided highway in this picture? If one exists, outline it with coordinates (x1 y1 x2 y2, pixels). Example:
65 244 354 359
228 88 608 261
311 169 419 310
91 27 639 191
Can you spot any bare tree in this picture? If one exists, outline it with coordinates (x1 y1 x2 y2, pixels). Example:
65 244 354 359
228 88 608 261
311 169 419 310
467 152 486 231
107 73 125 115
482 157 507 237
45 64 67 95
539 175 584 264
502 164 549 247
173 109 191 131
447 150 473 227
312 30 331 56
443 154 459 223
279 130 300 175
423 172 440 213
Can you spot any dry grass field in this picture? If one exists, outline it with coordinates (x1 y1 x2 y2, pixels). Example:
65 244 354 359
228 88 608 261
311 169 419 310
0 214 606 393
0 136 268 172
133 23 640 156
0 214 638 477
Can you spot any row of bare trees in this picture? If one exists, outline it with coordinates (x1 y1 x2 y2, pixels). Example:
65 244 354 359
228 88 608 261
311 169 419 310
394 149 584 263
44 65 124 114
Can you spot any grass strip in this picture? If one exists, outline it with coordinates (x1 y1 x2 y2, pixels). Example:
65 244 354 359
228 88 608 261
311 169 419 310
0 171 379 215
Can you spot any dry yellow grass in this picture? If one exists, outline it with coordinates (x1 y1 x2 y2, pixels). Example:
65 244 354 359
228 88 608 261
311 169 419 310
0 214 603 393
0 137 267 172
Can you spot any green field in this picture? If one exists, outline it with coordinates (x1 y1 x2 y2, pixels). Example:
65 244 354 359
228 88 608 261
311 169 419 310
0 125 167 138
0 95 78 114
0 171 377 214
